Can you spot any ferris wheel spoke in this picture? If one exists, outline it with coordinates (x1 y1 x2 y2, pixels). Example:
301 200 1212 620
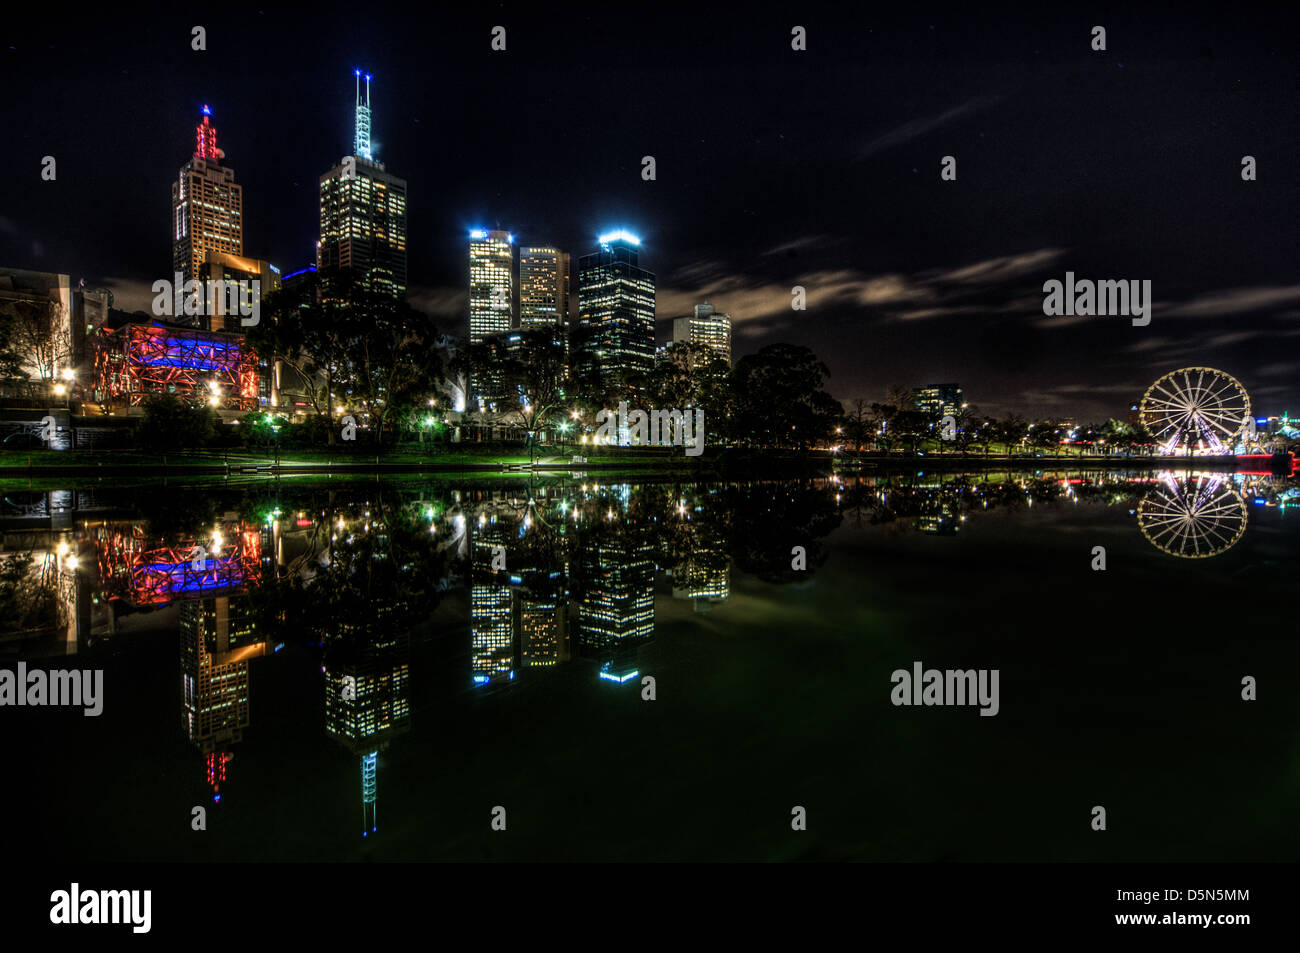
1195 410 1239 438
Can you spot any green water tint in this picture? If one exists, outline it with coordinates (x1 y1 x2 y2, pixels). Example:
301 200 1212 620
1 470 1297 861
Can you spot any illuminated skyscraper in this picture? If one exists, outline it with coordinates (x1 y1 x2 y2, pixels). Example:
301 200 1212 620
318 71 408 298
469 229 514 342
671 301 731 365
470 514 516 684
518 246 571 328
575 232 655 385
468 229 515 405
913 384 964 419
172 106 243 285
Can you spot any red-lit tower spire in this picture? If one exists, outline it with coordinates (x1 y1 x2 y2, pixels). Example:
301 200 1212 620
195 105 219 162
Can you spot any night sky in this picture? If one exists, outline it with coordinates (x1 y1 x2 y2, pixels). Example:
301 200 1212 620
3 3 1298 419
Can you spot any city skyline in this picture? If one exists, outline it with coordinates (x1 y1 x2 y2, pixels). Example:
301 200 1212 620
3 6 1298 421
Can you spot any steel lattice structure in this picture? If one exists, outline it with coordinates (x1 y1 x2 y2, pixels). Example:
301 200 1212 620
96 524 262 606
1138 367 1250 455
94 323 259 411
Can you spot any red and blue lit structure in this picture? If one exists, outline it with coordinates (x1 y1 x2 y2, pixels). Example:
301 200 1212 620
97 525 262 606
94 323 259 411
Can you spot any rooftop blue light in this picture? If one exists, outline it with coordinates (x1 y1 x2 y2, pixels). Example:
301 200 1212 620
598 230 641 246
469 229 488 239
599 669 639 684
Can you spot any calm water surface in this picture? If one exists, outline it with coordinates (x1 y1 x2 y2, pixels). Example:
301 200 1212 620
2 469 1297 861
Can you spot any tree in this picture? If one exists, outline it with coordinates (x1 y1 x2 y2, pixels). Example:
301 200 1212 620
728 343 839 449
997 415 1029 455
499 327 571 441
137 393 217 451
869 386 927 452
1100 418 1134 457
648 342 733 442
841 398 876 452
247 274 354 441
1129 421 1155 456
350 291 442 446
1029 421 1060 455
250 271 444 446
0 298 71 397
0 552 59 635
952 403 982 454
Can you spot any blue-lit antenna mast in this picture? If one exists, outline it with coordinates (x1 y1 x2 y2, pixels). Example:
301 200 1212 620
353 69 373 161
361 751 377 836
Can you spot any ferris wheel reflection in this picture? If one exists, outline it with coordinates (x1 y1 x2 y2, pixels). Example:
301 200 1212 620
1137 472 1248 558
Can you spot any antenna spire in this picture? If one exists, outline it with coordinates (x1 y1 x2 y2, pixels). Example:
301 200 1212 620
353 69 373 161
195 105 219 162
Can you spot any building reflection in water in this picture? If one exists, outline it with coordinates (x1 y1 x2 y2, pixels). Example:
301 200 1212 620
323 630 411 838
181 594 266 802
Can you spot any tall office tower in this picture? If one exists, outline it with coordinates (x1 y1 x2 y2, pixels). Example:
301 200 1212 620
671 301 732 365
468 229 514 342
318 71 408 299
576 231 655 385
172 106 243 287
913 383 964 419
468 229 515 406
518 246 571 328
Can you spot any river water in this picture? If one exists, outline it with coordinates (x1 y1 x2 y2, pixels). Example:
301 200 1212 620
1 468 1296 860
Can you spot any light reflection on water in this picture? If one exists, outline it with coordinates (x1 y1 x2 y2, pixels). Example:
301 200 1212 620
1 468 1296 860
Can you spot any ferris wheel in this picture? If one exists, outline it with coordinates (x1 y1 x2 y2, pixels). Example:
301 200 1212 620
1137 473 1248 558
1139 367 1251 455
